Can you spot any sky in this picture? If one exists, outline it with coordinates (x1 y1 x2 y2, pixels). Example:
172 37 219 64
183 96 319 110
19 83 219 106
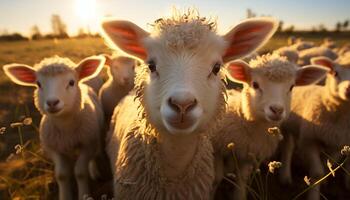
0 0 349 36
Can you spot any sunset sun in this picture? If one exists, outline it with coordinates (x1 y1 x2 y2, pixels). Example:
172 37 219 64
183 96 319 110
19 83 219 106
75 0 97 22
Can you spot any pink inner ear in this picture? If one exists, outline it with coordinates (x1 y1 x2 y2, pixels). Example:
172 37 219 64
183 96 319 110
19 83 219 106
79 60 100 79
9 67 36 83
313 59 333 71
296 67 325 86
110 25 138 40
106 23 147 59
227 63 249 82
224 24 270 59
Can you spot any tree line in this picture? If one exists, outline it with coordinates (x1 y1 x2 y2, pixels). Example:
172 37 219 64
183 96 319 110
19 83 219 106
0 14 99 41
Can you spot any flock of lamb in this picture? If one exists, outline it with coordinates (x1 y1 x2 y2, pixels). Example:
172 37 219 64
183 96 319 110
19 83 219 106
3 10 350 200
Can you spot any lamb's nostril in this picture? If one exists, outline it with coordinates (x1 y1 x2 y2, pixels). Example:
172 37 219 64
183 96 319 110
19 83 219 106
47 99 60 108
168 98 181 113
269 106 284 115
168 97 197 114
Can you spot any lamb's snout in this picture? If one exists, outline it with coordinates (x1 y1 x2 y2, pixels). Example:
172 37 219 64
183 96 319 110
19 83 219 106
168 96 197 115
46 99 61 113
267 105 284 121
161 90 202 132
269 105 284 115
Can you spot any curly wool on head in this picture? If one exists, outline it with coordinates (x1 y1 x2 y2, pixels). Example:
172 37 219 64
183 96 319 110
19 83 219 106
249 53 298 82
34 55 76 75
150 8 217 50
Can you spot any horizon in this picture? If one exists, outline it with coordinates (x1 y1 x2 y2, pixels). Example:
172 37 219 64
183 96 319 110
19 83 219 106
0 0 349 36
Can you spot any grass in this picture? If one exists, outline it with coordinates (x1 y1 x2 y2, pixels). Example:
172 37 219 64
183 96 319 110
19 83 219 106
0 35 350 199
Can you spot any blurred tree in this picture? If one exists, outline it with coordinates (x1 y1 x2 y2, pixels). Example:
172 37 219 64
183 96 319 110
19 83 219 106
343 20 349 31
284 25 295 33
77 28 88 38
277 20 284 32
51 14 69 38
336 22 342 32
30 25 42 40
246 9 256 18
318 24 327 32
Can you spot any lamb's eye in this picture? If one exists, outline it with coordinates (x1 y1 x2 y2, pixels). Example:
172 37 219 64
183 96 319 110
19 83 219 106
252 81 260 90
212 63 221 75
147 60 157 73
69 80 75 87
290 84 295 92
333 71 338 77
36 81 41 88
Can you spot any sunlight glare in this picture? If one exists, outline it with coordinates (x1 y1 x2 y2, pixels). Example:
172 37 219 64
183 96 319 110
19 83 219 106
75 0 97 22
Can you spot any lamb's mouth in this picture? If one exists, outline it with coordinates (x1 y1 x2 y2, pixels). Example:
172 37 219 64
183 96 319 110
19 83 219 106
164 115 196 130
46 108 62 114
266 114 283 122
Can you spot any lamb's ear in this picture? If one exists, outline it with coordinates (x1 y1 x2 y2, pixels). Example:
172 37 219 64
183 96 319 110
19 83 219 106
295 65 329 86
101 54 113 67
101 20 149 60
223 18 278 62
3 64 37 86
310 56 334 72
225 60 251 84
75 56 106 82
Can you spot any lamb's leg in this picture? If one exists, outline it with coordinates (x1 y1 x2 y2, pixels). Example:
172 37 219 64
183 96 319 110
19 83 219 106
279 132 295 185
50 151 73 200
75 149 93 199
232 161 253 200
304 143 324 200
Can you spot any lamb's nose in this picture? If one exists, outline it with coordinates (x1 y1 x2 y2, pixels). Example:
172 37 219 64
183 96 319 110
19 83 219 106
46 99 60 108
168 92 197 114
269 105 284 116
346 86 350 98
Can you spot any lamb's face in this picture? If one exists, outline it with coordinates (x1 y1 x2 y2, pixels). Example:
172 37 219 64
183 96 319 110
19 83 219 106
102 16 279 134
143 36 225 134
311 56 350 101
35 71 79 116
3 56 105 117
327 64 350 101
247 73 295 123
110 57 136 88
227 56 328 124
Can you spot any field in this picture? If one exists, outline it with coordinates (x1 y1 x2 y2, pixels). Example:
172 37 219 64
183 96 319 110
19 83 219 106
0 35 349 199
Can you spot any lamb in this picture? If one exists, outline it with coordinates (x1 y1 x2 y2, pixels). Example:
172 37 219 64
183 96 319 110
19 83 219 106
290 38 315 51
279 55 350 200
101 9 279 199
212 53 328 200
274 46 299 63
298 46 338 66
99 54 137 122
3 55 106 200
321 37 337 49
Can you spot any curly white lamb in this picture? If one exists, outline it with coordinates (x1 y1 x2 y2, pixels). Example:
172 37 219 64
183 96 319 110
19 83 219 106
279 55 350 200
101 9 278 199
274 46 299 63
212 53 328 200
290 38 315 51
298 46 338 66
3 55 106 200
99 54 137 121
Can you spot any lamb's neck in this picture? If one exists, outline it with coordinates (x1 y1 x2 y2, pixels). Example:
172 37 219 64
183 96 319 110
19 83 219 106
156 132 200 179
110 78 134 93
